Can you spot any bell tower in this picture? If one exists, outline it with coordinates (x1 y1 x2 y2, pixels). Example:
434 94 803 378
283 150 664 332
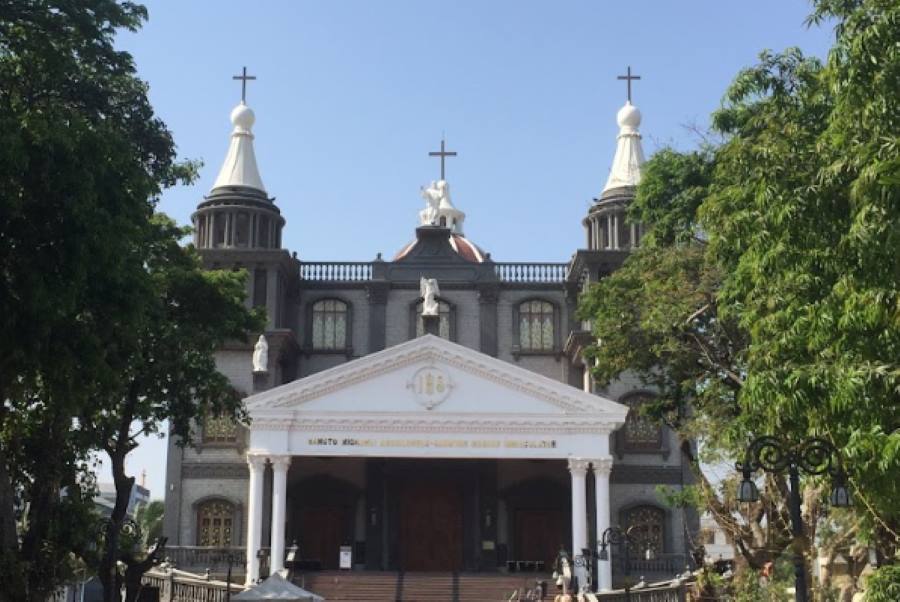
191 68 298 383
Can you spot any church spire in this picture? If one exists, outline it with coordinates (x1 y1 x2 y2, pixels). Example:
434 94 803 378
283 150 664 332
601 101 645 195
602 66 645 196
211 67 265 194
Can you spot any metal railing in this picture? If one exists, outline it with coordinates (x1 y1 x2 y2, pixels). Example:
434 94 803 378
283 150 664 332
495 262 568 283
612 553 688 577
300 261 373 281
596 583 687 602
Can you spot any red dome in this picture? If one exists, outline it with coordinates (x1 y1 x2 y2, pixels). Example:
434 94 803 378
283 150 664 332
394 233 487 263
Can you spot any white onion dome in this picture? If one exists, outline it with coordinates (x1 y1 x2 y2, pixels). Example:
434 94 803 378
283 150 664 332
617 102 641 130
230 102 256 132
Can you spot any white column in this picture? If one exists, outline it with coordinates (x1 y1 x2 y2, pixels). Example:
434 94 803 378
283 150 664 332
269 455 292 574
593 457 614 591
245 454 267 586
568 457 590 592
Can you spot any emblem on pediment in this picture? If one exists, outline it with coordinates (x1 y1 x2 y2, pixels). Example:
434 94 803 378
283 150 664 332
407 365 453 410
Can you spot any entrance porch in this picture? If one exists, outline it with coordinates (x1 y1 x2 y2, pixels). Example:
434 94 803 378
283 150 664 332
240 335 628 589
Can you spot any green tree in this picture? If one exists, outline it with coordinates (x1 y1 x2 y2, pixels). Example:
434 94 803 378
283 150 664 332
578 147 804 572
82 215 261 602
134 500 165 551
702 0 899 550
0 1 190 598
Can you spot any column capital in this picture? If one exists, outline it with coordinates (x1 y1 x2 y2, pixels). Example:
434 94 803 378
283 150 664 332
246 453 267 470
568 457 590 475
270 455 292 471
591 457 614 476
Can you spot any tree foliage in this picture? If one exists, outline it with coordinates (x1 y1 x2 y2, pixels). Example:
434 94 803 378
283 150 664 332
0 2 261 600
579 0 899 587
702 0 899 546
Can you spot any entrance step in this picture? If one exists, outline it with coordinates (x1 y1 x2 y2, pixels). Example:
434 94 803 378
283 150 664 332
297 571 554 602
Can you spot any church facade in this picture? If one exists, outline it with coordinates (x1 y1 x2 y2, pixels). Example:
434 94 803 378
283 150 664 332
162 86 697 589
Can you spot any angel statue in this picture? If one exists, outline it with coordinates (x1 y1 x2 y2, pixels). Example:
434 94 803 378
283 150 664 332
252 334 268 373
420 277 441 316
419 180 442 226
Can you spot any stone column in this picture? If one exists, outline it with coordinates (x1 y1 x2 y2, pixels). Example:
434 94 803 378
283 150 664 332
245 454 267 585
270 455 292 574
568 457 590 591
593 457 614 590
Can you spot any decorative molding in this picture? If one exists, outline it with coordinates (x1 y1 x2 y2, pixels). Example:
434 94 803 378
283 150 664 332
246 453 267 470
591 457 614 476
610 465 683 485
183 463 248 480
568 457 591 474
270 455 292 471
245 335 628 419
251 414 616 436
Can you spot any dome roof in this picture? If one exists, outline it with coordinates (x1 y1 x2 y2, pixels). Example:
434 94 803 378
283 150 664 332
394 233 487 263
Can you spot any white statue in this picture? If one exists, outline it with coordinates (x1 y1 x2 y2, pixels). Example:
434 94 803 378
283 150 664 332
420 277 441 316
252 334 268 373
419 180 443 226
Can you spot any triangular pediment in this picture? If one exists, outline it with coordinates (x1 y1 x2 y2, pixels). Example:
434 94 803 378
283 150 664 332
245 335 627 424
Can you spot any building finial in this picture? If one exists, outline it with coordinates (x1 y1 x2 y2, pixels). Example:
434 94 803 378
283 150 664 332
616 65 641 104
232 66 257 104
211 70 266 193
428 137 457 181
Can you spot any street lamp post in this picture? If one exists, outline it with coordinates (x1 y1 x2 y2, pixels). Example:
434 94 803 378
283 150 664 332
736 436 851 602
597 525 654 600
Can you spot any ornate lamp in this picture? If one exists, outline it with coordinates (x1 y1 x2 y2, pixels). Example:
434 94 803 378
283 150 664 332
736 472 760 503
830 473 851 508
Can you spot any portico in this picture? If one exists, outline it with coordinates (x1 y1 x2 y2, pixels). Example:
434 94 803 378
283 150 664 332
241 335 627 588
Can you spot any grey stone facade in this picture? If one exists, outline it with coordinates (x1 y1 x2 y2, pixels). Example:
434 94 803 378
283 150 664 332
162 158 697 575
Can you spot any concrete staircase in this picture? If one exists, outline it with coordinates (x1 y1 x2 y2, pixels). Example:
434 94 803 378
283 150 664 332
297 571 554 602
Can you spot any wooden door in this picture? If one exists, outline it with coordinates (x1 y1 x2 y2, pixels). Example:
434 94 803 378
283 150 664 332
299 507 345 569
516 509 564 568
399 481 463 571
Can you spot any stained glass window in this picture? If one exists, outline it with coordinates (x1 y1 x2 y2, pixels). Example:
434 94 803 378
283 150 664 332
623 394 662 449
203 414 237 444
519 300 555 351
625 505 665 558
312 299 348 349
197 500 234 546
416 300 451 339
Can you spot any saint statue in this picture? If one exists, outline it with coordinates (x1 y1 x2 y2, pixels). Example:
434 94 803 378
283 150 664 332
419 180 443 226
252 334 268 373
419 277 441 316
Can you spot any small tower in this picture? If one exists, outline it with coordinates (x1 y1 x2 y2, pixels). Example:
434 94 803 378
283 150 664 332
583 71 646 251
191 70 299 351
192 99 285 251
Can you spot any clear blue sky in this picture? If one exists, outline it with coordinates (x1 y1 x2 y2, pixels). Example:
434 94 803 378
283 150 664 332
111 1 835 498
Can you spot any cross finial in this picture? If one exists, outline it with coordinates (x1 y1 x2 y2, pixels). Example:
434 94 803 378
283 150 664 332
232 66 257 103
617 66 641 103
428 138 457 181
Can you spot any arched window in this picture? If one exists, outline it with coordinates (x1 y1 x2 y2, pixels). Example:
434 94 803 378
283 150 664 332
415 299 452 339
517 300 555 351
311 299 349 350
203 414 237 444
622 393 663 450
197 500 235 546
625 505 665 557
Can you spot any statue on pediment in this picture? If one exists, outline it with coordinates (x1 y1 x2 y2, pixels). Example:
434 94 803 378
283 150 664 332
420 277 441 316
419 180 444 226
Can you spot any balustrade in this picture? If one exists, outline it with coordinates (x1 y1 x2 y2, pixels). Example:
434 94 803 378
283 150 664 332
494 262 568 283
300 261 373 281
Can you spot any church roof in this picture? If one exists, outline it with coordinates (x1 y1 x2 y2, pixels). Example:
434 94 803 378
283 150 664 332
601 101 645 195
394 232 487 263
211 102 267 193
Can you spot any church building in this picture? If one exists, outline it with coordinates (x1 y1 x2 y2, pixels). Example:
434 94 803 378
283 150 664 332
162 70 697 590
